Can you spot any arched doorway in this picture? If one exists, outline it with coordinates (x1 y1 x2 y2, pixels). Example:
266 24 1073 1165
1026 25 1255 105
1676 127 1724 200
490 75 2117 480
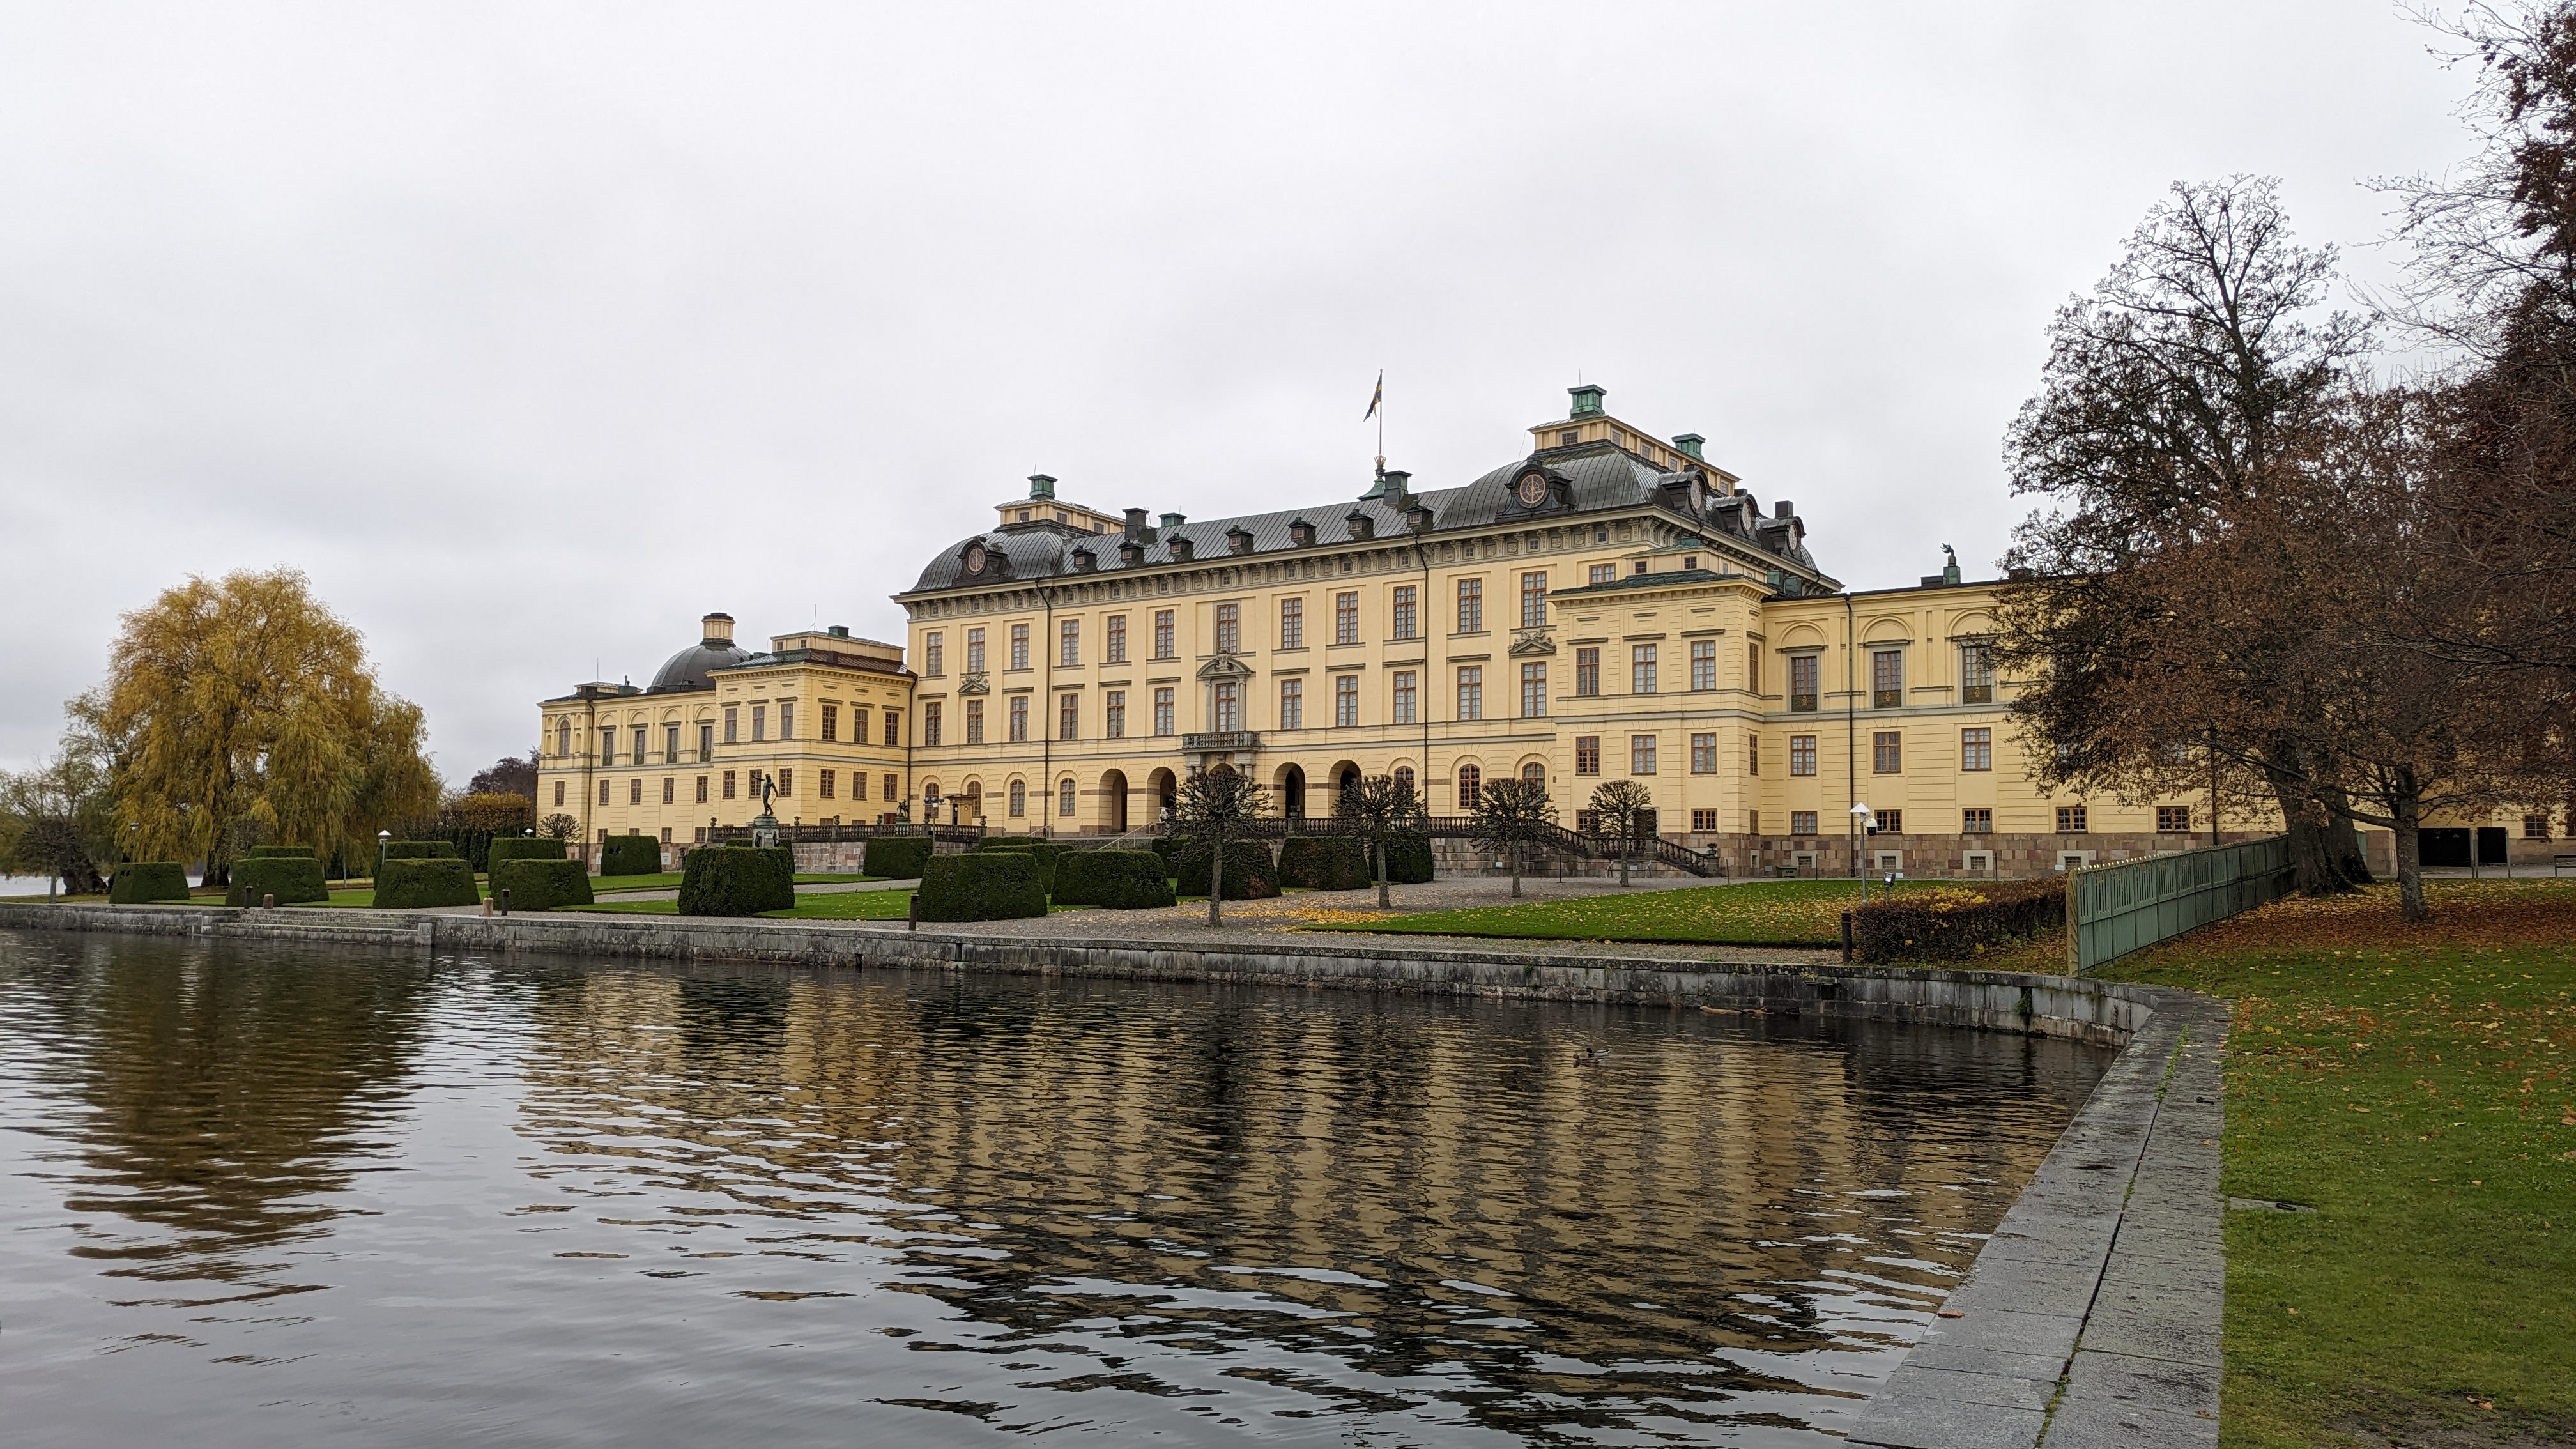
1149 767 1178 829
1100 769 1128 833
1276 763 1307 821
1329 759 1361 802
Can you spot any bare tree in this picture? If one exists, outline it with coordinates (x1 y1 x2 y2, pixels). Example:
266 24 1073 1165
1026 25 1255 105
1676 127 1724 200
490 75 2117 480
1586 779 1655 887
1334 772 1420 908
1469 776 1554 898
1172 764 1269 928
538 813 581 841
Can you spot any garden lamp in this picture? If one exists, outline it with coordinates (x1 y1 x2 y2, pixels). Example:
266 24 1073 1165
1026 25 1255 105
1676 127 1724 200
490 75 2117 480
1849 802 1873 902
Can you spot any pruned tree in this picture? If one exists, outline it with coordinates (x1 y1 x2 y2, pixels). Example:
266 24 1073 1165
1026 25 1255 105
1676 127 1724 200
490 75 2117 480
1469 776 1554 897
1171 763 1268 928
1334 771 1420 908
1586 779 1655 887
538 813 581 841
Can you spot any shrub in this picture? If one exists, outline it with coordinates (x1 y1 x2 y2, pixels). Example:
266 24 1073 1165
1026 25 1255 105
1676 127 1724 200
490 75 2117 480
916 853 1048 921
1054 850 1177 908
227 856 329 906
487 837 567 868
1172 838 1279 900
1384 830 1436 884
864 835 934 880
1278 835 1370 891
381 839 460 861
977 838 1061 894
1152 836 1187 877
247 845 317 859
1851 877 2067 963
490 857 592 911
109 862 191 904
372 857 480 909
599 834 663 877
678 845 795 916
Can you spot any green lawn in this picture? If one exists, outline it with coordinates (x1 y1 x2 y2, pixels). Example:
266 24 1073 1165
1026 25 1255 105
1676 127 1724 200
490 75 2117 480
2101 880 2576 1446
1326 878 1947 947
564 889 1086 921
586 871 881 892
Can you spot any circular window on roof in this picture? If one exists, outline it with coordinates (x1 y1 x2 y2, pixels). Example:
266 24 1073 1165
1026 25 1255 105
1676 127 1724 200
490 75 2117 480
963 543 988 574
1515 472 1549 508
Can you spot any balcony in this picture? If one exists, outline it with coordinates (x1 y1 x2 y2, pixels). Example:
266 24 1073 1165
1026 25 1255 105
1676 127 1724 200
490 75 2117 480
1182 731 1261 754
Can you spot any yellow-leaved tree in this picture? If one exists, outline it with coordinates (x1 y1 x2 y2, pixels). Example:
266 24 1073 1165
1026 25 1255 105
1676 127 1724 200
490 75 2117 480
103 569 441 882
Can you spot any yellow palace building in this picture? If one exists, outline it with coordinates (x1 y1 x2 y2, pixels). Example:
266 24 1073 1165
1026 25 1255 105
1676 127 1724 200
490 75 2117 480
539 385 2225 875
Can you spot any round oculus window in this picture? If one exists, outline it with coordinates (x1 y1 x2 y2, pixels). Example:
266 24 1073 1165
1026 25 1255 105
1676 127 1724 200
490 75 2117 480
963 543 988 574
1515 473 1549 507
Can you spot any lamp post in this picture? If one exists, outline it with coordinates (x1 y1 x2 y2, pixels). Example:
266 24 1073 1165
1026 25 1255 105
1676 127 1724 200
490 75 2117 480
376 829 392 883
1850 802 1874 904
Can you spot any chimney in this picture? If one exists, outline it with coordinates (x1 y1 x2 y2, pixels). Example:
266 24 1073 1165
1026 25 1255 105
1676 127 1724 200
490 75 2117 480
1568 383 1606 418
702 613 735 647
1124 507 1149 539
1672 433 1705 460
1028 474 1057 500
1773 500 1795 519
1381 469 1411 507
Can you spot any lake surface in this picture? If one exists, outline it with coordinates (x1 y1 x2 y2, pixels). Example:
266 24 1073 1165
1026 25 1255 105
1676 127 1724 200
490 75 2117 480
0 931 2108 1446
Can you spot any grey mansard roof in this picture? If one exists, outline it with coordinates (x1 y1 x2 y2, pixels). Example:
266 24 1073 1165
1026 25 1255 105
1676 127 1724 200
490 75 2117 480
901 440 1827 596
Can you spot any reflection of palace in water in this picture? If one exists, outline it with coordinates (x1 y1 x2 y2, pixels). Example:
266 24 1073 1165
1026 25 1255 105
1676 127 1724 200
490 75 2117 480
505 962 2104 1417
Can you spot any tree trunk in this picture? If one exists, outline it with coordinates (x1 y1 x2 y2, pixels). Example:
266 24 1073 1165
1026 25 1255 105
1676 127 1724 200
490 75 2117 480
1208 834 1223 928
2394 795 2428 924
1510 836 1522 898
1375 839 1390 908
2317 784 2375 885
2278 788 2358 896
1618 835 1631 887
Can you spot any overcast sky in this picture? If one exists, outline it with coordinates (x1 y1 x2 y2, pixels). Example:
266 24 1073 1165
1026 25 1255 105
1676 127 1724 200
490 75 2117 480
0 2 2487 780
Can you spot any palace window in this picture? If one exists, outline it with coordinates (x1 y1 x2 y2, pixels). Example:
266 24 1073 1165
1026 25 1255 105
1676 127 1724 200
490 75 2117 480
882 772 898 802
629 778 641 805
1394 766 1414 791
694 777 708 804
1522 762 1544 785
1521 571 1547 627
1747 643 1762 694
1790 654 1820 712
1632 644 1657 694
1010 624 1029 670
600 727 617 765
1748 809 1761 834
1964 808 1993 834
1154 610 1175 659
1335 591 1360 644
1690 733 1717 774
1875 809 1901 834
1280 596 1303 648
1060 778 1077 816
664 724 679 760
2057 806 2089 833
1630 733 1657 774
1575 735 1600 775
1690 639 1716 691
661 777 675 804
722 771 737 800
1872 649 1904 708
1009 779 1026 816
1279 677 1303 730
1059 693 1078 741
1575 647 1600 696
545 779 561 808
1392 670 1417 724
1790 734 1817 776
884 711 900 747
2527 813 2554 839
1009 696 1029 742
1589 563 1616 585
1107 614 1127 663
923 702 942 746
1060 618 1080 666
1747 735 1759 775
751 705 767 742
1106 690 1126 739
1215 602 1241 654
1457 764 1482 809
1213 680 1241 732
633 725 647 762
776 769 792 797
1335 674 1358 727
965 700 984 744
1456 666 1482 721
1520 662 1546 718
925 631 945 676
779 703 794 740
1153 687 1174 736
1691 808 1718 832
1792 810 1817 836
1962 728 1992 772
556 719 571 757
818 769 835 800
1960 642 1994 704
2159 805 2193 833
699 723 713 760
1457 578 1483 633
1873 730 1902 773
1391 585 1418 640
967 628 986 672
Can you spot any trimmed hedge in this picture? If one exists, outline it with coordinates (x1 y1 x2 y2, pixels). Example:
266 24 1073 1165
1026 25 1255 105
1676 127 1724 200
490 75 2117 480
863 835 934 879
916 853 1048 921
599 834 663 877
678 845 795 916
1278 835 1370 891
109 862 191 904
487 837 567 868
1384 830 1435 884
1152 835 1185 876
372 856 480 909
1053 849 1177 908
247 845 317 859
977 838 1061 895
490 857 592 911
1851 877 2067 963
227 855 328 906
1172 838 1279 900
381 839 460 861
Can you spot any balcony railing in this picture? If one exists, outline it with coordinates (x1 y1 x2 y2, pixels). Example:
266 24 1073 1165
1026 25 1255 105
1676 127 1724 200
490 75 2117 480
1182 731 1261 753
1790 693 1820 712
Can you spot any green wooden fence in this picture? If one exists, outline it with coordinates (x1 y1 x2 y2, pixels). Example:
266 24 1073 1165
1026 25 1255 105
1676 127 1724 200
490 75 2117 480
2068 836 2296 973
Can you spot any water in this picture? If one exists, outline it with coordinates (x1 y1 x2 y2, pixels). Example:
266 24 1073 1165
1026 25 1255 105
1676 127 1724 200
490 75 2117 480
0 931 2108 1446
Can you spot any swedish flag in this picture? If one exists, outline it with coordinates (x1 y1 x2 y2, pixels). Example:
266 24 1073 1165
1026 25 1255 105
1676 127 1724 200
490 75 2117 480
1364 372 1382 419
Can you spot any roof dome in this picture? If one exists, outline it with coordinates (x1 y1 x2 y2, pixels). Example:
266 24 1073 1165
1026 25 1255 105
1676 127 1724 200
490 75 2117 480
647 613 751 693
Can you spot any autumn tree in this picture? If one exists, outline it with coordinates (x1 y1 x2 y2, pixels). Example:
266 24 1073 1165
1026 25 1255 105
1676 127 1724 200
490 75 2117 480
1170 763 1268 928
100 569 441 884
1586 779 1655 887
1334 771 1420 908
1468 775 1554 897
467 755 539 801
0 724 119 897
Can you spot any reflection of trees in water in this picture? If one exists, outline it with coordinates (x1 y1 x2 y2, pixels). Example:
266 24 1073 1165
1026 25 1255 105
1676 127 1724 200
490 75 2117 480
11 935 429 1283
502 967 2108 1438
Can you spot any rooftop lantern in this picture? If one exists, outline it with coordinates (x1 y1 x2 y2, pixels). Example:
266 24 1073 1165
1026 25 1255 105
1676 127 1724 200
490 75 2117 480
1568 383 1606 418
1027 474 1057 500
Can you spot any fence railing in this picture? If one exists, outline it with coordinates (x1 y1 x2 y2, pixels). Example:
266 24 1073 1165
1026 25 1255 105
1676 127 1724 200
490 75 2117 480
2069 835 2292 973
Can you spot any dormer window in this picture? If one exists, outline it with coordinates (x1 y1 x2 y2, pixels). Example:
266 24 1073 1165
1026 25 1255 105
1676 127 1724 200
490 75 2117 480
1347 512 1374 541
1227 526 1254 556
1170 535 1195 562
1289 518 1317 548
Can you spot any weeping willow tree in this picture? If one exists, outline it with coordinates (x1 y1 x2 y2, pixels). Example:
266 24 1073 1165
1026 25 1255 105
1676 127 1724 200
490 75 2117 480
99 569 441 883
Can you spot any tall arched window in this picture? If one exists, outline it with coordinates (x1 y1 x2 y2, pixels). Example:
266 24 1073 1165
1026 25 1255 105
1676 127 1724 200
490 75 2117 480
1058 777 1077 816
1457 764 1482 809
1393 765 1415 790
1522 761 1545 785
1009 779 1027 816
